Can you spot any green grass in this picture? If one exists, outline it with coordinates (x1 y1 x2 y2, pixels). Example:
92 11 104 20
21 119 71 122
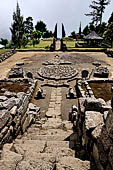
18 39 53 50
0 49 9 54
63 39 85 49
64 40 76 48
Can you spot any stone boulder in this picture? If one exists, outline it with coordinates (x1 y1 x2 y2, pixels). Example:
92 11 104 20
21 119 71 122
84 98 106 112
85 111 104 131
106 109 113 138
0 110 10 130
28 103 40 113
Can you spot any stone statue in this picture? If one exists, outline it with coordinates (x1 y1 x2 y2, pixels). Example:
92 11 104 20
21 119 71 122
34 87 46 99
66 87 76 99
69 105 78 123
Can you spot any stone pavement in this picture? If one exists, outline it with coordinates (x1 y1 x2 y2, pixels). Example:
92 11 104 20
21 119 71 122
46 87 62 118
55 40 61 51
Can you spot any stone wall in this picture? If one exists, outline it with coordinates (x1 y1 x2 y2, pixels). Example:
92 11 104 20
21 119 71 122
0 49 16 63
0 79 39 148
76 96 113 170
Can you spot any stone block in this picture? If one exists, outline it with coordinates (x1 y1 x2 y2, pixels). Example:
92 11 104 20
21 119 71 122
84 98 106 112
0 96 8 102
106 109 113 138
10 106 17 116
28 103 40 112
97 141 108 166
4 91 17 98
109 146 113 169
3 97 16 110
0 127 8 141
2 129 11 144
22 114 33 133
98 127 112 152
78 98 86 114
0 110 10 130
93 143 104 170
92 124 103 140
85 111 104 131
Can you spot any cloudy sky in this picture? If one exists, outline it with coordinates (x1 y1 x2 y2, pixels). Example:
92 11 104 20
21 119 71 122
0 0 113 40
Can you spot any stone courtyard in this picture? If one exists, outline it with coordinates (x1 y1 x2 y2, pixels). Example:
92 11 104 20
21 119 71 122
0 51 113 170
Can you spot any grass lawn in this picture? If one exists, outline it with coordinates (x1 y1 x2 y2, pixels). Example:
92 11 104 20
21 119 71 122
18 39 53 50
0 49 9 54
63 39 85 49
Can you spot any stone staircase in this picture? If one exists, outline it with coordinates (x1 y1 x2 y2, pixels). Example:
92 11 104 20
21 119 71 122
0 87 90 170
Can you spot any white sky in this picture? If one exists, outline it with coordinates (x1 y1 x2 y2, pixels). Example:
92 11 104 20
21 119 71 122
0 0 113 40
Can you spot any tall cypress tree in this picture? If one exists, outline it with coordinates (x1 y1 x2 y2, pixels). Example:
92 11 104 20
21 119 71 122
85 0 110 25
79 22 82 35
10 2 24 48
62 23 66 38
54 23 57 39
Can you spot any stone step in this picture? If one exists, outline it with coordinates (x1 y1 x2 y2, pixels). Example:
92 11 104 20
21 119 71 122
56 156 90 170
15 139 70 149
42 119 73 130
13 139 75 159
23 128 73 140
0 143 90 170
22 133 72 141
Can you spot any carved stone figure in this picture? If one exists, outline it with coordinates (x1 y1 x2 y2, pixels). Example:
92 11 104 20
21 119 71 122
34 87 46 99
66 87 76 99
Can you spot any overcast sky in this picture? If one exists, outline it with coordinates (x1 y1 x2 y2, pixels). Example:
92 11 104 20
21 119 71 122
0 0 113 40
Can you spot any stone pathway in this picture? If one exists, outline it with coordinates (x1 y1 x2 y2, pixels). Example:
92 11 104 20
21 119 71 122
0 87 90 170
46 87 62 118
55 40 61 51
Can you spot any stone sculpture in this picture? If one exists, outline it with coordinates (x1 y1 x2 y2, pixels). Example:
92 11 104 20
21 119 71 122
34 87 46 99
69 105 78 123
66 87 76 99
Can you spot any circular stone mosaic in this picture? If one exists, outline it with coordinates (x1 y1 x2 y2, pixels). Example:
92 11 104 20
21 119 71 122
38 65 78 80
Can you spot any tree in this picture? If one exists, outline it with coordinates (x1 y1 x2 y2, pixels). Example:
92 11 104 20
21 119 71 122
21 34 29 48
35 20 47 34
95 22 107 36
104 12 113 46
43 30 53 38
10 2 24 48
104 22 113 46
30 30 42 47
89 23 95 31
62 23 66 38
54 23 57 39
85 0 110 25
24 17 34 39
83 25 90 35
79 22 82 35
108 12 113 24
0 38 8 48
70 31 76 39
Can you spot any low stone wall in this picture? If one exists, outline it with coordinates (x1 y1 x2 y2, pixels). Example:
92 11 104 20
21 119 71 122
76 80 94 98
0 79 39 148
0 49 16 63
76 79 113 98
105 49 113 58
76 96 113 170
